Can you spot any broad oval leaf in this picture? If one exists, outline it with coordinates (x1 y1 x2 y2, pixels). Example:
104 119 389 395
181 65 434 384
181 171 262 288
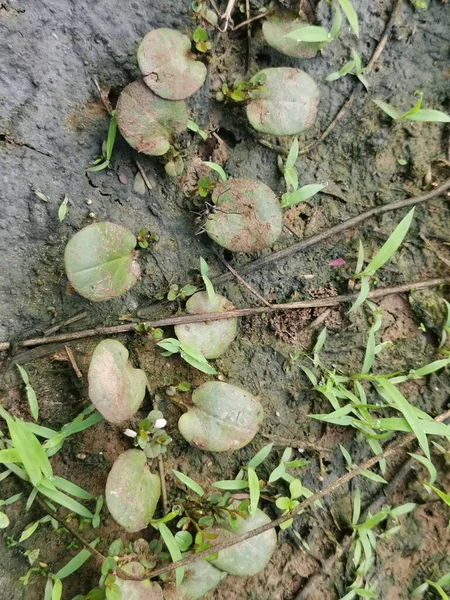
105 450 161 532
116 80 188 156
137 28 207 100
88 339 147 424
116 562 164 600
262 14 320 58
64 222 140 302
205 178 282 252
178 381 264 452
174 292 238 359
247 68 319 136
210 508 277 576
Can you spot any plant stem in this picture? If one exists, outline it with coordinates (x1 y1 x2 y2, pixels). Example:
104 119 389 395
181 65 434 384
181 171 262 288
143 407 450 580
14 278 449 348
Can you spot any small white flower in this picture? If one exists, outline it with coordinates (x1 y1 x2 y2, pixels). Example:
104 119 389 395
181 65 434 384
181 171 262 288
154 418 167 429
124 428 137 438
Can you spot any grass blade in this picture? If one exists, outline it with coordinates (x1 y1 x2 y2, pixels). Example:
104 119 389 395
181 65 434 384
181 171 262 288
408 453 437 484
8 419 52 485
61 411 102 437
362 330 376 374
375 378 430 459
285 25 330 42
407 109 450 123
337 0 359 36
352 487 361 525
37 484 94 519
348 277 370 313
280 184 326 208
172 470 204 496
212 480 249 490
373 99 401 120
248 443 273 469
158 522 184 586
0 449 21 463
362 208 415 276
203 161 227 182
248 467 260 515
56 538 99 579
53 476 96 500
285 138 299 169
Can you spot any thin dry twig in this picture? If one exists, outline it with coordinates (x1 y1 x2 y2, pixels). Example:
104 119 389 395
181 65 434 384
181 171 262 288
64 345 83 379
213 177 450 283
220 0 236 31
14 278 449 348
135 160 153 190
420 233 450 269
43 311 88 338
298 0 404 155
213 250 272 307
92 78 113 115
143 407 450 580
232 7 274 31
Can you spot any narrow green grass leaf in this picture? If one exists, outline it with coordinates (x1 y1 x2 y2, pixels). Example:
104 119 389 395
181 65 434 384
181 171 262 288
362 208 415 276
280 184 326 208
352 487 361 525
58 196 69 222
105 114 117 160
179 350 217 374
407 109 450 123
375 378 430 459
0 449 21 463
300 365 318 386
285 25 330 42
172 470 204 496
16 364 29 385
373 99 401 120
361 470 388 484
426 484 450 508
248 443 273 469
337 0 359 36
362 331 376 374
61 410 102 437
23 423 58 439
390 502 416 518
53 476 96 500
51 577 62 600
158 522 184 586
56 538 99 579
203 161 227 182
285 138 299 169
313 327 327 354
16 364 39 421
425 580 450 600
212 480 249 490
408 452 437 484
356 239 365 274
411 358 450 377
348 277 370 313
37 485 94 519
330 3 342 38
8 419 52 485
248 467 260 515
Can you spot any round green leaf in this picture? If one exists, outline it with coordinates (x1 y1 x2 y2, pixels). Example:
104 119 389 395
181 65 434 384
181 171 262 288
205 178 282 252
210 508 277 576
174 292 238 359
64 222 140 302
88 339 147 424
262 14 320 58
137 28 207 100
246 68 319 135
0 511 10 528
116 562 163 600
116 80 188 156
178 381 264 452
105 450 161 532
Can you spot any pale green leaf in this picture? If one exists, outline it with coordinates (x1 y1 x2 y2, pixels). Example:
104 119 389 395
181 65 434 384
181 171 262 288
348 277 370 313
407 109 450 123
53 476 96 500
158 522 184 586
37 485 94 519
285 138 299 170
203 161 227 182
248 443 273 469
58 196 69 222
285 25 330 42
280 184 326 208
248 467 260 515
212 480 249 490
352 487 361 525
337 0 359 36
172 470 204 496
408 452 437 484
56 539 99 579
373 99 402 120
0 512 9 528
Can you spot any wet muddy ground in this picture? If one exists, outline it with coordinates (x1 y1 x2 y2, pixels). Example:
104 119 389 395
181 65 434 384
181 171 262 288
1 0 450 598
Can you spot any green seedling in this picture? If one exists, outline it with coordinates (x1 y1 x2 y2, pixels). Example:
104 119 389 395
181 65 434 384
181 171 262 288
165 153 185 177
88 339 147 425
327 49 368 89
105 449 161 533
137 28 207 100
16 364 38 421
285 0 358 44
174 291 237 359
116 80 188 156
409 0 428 9
439 299 450 349
412 572 450 598
187 119 208 141
278 138 327 207
167 283 198 302
157 337 217 374
192 26 211 53
178 381 264 452
219 73 267 103
86 112 117 172
246 68 319 136
65 222 140 302
204 178 282 252
191 0 219 27
125 410 172 459
58 195 69 222
348 208 415 313
136 228 158 249
374 91 450 123
262 9 322 58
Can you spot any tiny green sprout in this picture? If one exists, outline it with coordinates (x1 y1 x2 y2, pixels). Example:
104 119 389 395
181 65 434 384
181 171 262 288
409 0 428 8
374 91 450 123
125 410 172 458
326 49 368 90
199 257 215 302
285 0 358 44
34 190 48 202
157 337 217 374
279 138 327 207
166 283 198 302
197 175 216 197
203 161 228 182
58 195 69 222
192 26 211 53
86 111 117 172
187 118 208 141
136 228 158 249
219 74 267 103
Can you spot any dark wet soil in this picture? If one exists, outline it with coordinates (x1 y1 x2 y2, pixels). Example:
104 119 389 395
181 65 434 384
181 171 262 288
1 0 450 598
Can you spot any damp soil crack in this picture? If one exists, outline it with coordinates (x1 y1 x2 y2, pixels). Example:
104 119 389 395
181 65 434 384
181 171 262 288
0 133 54 157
